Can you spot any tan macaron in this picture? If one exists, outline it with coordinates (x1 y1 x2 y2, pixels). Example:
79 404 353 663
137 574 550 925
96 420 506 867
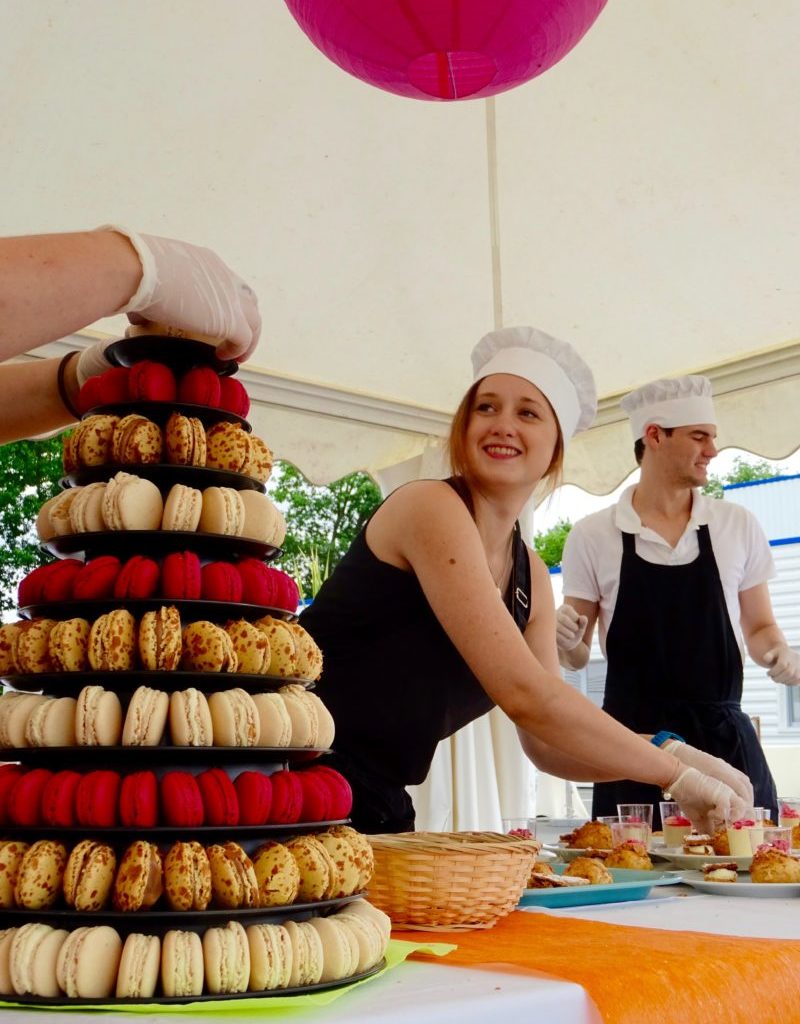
286 622 323 681
208 688 260 747
225 619 271 674
163 841 212 911
199 486 245 536
48 617 91 672
205 422 252 473
113 841 163 912
14 839 68 910
255 616 298 677
285 835 336 902
15 619 57 674
251 841 300 907
63 840 116 911
207 842 259 909
24 696 77 747
121 685 170 746
165 411 207 467
0 841 29 908
75 685 123 746
88 609 137 670
169 688 213 747
202 920 250 995
161 483 203 532
181 621 238 672
138 605 182 671
251 692 292 747
0 623 23 673
111 414 163 465
279 684 319 747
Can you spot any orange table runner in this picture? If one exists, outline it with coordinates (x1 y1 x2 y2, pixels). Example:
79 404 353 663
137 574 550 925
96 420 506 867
394 911 800 1023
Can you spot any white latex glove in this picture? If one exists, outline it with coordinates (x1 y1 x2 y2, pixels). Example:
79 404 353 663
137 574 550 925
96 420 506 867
77 226 261 385
666 766 748 836
764 643 800 686
555 604 588 653
663 740 754 808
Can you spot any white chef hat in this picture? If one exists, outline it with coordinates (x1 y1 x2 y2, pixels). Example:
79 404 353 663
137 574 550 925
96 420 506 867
470 326 596 439
621 374 716 440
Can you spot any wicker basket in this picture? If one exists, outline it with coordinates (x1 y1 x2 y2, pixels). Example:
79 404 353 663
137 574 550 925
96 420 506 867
366 830 540 932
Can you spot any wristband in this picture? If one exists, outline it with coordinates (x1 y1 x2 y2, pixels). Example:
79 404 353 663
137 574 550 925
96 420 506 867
56 351 81 420
651 730 684 748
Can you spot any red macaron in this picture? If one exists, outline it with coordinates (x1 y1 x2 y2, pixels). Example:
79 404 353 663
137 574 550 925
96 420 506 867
128 360 177 403
7 768 54 826
233 770 272 825
218 377 250 418
0 765 25 825
97 366 131 405
161 551 202 600
160 770 205 827
72 555 122 601
273 569 300 613
76 374 105 415
310 765 354 820
196 768 240 826
40 769 82 828
114 555 160 600
39 558 83 603
201 562 243 603
119 770 159 828
267 770 303 824
296 770 333 823
236 559 274 606
75 770 121 828
17 561 67 606
178 367 221 407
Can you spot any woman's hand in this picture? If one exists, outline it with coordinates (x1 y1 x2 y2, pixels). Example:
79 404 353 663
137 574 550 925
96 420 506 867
662 740 754 808
666 766 747 835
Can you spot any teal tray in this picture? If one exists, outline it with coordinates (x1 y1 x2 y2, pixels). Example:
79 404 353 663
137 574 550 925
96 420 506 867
518 866 683 909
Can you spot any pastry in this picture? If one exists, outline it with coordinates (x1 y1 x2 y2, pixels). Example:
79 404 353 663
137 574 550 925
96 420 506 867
72 555 122 600
527 871 591 888
242 434 273 483
177 366 221 407
182 621 239 673
256 616 298 677
56 925 122 998
164 410 207 466
205 421 252 473
161 929 204 997
286 623 323 680
137 606 182 672
48 618 91 672
163 841 212 911
308 916 359 983
202 561 243 602
25 696 77 747
225 619 271 673
15 619 57 673
208 687 259 746
114 555 160 599
207 842 260 909
6 768 53 826
605 839 653 870
40 770 82 828
233 770 272 825
251 840 300 907
169 688 213 747
203 920 250 995
111 413 163 464
199 485 245 536
127 360 177 403
564 856 613 885
283 921 323 987
119 770 159 828
113 841 163 911
246 923 292 990
251 692 292 747
560 820 613 850
75 769 121 828
102 471 164 531
161 483 203 532
240 490 286 544
161 550 202 599
0 841 29 907
315 831 361 898
160 771 204 827
14 839 67 909
286 834 336 901
682 832 716 856
63 839 116 911
197 767 240 826
702 861 739 882
267 770 303 824
8 923 68 997
115 933 161 998
749 846 800 884
218 376 250 417
75 685 123 745
88 609 137 670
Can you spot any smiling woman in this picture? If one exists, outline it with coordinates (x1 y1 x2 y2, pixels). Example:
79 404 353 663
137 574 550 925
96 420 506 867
298 327 752 838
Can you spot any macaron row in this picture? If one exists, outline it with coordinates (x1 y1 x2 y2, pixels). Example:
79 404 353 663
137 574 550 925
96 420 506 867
0 609 320 679
0 900 390 1000
0 826 371 913
77 361 251 417
18 553 300 614
0 764 351 829
36 476 286 546
63 413 272 481
0 682 332 749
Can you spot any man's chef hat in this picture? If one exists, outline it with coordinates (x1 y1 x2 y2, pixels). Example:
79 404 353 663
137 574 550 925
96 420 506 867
470 326 597 440
620 374 716 441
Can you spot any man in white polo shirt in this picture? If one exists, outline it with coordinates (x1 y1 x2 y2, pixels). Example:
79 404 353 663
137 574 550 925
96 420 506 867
556 375 799 825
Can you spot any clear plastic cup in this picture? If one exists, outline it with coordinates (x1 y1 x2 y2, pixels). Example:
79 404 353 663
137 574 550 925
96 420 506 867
659 801 692 848
753 825 792 854
779 799 800 830
727 809 763 857
610 816 650 848
502 817 537 840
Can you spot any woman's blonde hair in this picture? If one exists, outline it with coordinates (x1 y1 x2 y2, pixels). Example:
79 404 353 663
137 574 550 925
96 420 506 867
447 379 565 499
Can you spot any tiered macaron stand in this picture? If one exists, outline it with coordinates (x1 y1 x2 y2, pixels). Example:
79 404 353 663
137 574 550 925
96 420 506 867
0 337 383 1005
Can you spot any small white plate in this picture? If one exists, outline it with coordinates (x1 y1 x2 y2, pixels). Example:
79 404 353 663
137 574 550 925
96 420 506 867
659 847 752 871
682 870 800 897
543 843 671 864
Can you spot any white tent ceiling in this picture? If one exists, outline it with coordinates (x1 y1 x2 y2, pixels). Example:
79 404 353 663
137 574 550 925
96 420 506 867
3 1 799 488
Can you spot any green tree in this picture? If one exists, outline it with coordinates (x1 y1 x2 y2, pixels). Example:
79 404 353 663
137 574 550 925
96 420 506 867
267 462 381 599
534 518 572 569
703 456 782 499
0 435 65 612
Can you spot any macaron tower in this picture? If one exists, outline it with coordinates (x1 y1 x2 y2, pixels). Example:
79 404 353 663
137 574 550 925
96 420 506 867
0 332 387 1005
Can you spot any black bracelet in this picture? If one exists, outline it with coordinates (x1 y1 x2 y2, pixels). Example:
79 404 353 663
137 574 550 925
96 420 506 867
56 351 81 420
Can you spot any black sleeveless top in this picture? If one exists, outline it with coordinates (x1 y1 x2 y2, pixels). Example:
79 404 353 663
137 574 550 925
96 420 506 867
299 478 532 789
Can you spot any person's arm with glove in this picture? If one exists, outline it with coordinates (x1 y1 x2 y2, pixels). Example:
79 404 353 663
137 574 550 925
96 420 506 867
658 738 754 808
740 582 800 686
666 766 748 836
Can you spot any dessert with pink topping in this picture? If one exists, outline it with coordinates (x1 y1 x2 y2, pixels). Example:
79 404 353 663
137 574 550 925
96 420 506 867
663 814 692 848
727 818 763 857
779 801 800 830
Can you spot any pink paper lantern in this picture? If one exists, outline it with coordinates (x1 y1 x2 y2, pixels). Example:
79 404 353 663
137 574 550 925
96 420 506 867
284 0 608 101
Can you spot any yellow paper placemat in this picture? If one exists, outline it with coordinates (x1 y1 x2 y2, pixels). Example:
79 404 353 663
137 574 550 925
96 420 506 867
396 911 800 1024
0 939 455 1014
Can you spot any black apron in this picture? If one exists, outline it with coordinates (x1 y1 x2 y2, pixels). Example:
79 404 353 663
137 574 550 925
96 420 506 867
592 524 777 828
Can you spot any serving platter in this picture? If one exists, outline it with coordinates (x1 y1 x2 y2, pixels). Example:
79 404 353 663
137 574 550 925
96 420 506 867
543 843 671 864
658 847 754 871
518 866 683 909
84 400 250 431
681 870 800 898
0 745 327 768
18 599 296 625
105 336 238 376
0 669 313 697
44 531 281 562
0 820 350 843
61 462 265 494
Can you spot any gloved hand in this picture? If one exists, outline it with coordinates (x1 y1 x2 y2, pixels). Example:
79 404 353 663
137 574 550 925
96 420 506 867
764 643 800 686
663 740 754 808
555 604 588 653
666 766 748 835
77 227 261 385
